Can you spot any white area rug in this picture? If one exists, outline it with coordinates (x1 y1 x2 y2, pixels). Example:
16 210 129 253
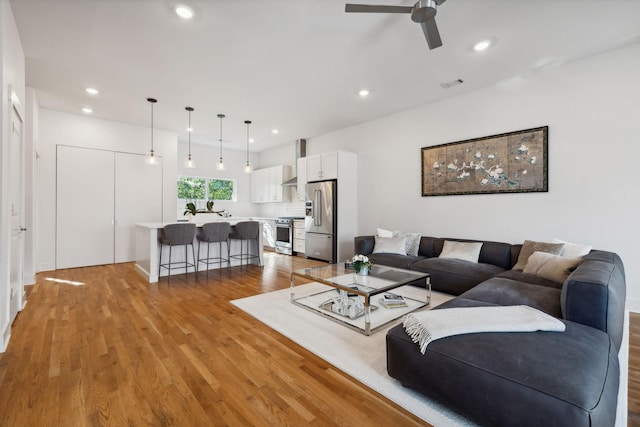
231 283 477 426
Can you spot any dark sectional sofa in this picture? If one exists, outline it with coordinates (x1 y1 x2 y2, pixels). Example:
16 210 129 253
354 235 626 427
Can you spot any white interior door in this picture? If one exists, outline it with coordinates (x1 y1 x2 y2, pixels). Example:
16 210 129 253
9 102 25 323
114 152 162 263
56 146 115 269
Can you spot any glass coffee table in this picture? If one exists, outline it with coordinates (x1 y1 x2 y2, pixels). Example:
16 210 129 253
290 264 430 335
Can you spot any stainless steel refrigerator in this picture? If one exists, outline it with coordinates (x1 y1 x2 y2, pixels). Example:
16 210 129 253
305 180 337 263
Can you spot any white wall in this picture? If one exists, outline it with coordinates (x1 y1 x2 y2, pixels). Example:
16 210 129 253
0 0 26 351
309 43 640 310
37 109 178 272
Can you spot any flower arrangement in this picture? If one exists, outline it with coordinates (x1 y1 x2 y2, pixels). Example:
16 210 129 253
352 254 371 274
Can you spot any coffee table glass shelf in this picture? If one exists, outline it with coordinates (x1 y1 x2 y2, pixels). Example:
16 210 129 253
291 264 430 335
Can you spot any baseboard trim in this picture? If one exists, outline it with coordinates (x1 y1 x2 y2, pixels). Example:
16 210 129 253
0 321 10 353
626 298 640 313
39 262 56 272
24 273 35 285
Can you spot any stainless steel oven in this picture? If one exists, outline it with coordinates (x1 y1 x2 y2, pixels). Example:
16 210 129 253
275 218 294 255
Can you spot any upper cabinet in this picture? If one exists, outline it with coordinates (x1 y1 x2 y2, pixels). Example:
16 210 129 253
307 151 338 182
251 165 292 203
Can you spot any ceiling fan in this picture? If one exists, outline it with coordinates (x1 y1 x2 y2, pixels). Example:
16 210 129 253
345 0 448 50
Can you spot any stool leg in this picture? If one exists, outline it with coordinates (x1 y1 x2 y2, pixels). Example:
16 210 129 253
197 240 201 273
191 244 196 278
168 246 172 281
158 244 162 277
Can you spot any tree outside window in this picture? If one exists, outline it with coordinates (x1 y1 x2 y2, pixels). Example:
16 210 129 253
177 177 206 200
177 176 235 202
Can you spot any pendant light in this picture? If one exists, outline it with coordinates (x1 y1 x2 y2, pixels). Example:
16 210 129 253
216 113 226 170
243 120 253 173
184 106 195 168
145 98 158 165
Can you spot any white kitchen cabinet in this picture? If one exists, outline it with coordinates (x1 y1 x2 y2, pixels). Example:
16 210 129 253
306 151 338 181
251 165 292 203
296 157 307 201
293 220 305 254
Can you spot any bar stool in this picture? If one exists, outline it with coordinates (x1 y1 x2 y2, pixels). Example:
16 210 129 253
196 222 231 273
228 221 260 269
158 223 196 280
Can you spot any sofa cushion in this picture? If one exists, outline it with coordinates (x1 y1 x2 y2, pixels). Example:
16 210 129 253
386 320 619 427
367 253 426 270
512 240 565 270
410 258 505 296
552 237 593 258
458 277 562 318
373 235 406 255
417 236 438 258
438 240 483 263
496 269 563 290
394 231 421 256
434 238 514 270
523 251 583 283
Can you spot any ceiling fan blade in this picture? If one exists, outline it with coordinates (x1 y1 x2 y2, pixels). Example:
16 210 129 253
345 4 413 14
421 19 442 49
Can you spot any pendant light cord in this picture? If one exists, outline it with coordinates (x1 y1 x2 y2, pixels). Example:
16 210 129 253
245 120 251 164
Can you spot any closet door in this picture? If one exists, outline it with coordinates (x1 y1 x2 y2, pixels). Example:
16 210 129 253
56 146 115 269
114 153 163 263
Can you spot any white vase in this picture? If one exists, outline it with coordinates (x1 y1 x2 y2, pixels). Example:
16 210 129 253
357 266 369 276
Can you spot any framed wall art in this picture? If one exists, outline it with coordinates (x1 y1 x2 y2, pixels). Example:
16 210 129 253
421 126 548 197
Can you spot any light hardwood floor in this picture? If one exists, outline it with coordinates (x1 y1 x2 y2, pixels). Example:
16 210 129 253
0 253 637 426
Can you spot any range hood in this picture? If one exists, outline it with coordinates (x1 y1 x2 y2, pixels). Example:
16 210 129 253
281 139 306 187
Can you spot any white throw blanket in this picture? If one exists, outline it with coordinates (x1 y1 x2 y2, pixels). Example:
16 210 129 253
403 305 566 354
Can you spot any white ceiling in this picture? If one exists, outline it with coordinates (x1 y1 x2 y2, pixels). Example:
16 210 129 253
10 0 640 152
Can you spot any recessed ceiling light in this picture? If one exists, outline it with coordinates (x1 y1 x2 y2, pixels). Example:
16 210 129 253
271 129 279 134
186 127 193 132
249 138 255 143
85 87 99 95
175 5 194 19
358 89 370 97
474 40 492 52
82 107 93 114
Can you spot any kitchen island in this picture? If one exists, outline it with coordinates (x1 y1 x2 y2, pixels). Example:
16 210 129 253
135 219 264 283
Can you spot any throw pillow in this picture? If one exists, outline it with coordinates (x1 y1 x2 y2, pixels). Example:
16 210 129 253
377 228 393 238
373 236 407 255
552 238 592 258
438 241 483 263
523 251 583 283
512 240 565 270
393 231 421 256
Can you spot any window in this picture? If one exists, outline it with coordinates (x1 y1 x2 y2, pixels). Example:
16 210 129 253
177 176 236 201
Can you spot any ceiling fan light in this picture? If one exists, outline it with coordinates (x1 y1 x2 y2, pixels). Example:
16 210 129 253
474 40 492 52
175 5 194 19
